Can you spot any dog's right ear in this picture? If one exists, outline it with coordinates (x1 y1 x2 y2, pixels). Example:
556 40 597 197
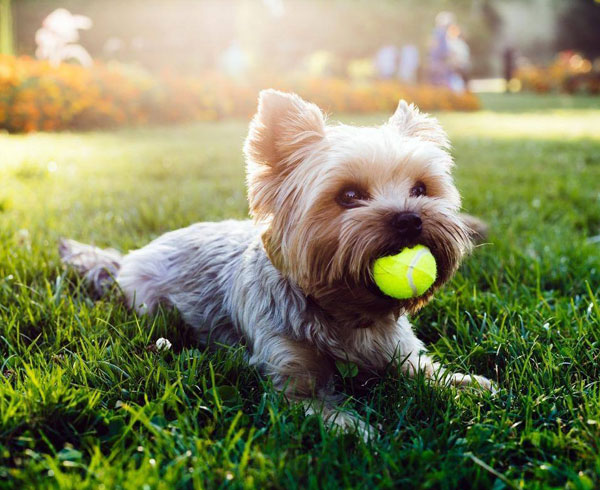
387 100 449 148
244 89 326 170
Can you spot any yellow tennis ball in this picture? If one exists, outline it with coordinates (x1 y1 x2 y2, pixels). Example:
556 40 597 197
373 245 437 299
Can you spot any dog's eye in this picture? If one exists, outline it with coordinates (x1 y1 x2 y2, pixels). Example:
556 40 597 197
410 181 427 198
336 187 368 209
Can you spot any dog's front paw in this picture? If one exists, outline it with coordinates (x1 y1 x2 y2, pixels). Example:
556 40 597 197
449 373 496 393
327 410 378 443
304 402 378 442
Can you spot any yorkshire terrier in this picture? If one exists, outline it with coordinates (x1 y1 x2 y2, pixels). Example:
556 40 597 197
60 90 492 437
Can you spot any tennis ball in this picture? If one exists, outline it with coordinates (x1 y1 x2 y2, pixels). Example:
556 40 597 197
373 245 437 299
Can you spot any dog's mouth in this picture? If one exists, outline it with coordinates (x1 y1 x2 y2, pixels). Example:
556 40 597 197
364 237 444 300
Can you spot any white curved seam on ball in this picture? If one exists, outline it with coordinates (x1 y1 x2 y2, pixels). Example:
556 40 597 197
407 248 427 296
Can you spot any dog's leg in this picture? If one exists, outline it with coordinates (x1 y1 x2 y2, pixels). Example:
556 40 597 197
303 400 376 442
249 334 375 440
379 317 494 391
59 238 122 296
401 352 493 391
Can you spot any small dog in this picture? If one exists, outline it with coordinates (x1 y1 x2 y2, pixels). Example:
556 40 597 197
60 90 492 436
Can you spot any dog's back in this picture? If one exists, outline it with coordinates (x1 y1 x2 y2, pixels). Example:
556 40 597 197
60 220 259 345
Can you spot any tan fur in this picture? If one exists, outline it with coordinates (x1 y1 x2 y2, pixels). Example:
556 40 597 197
245 91 470 319
61 90 493 440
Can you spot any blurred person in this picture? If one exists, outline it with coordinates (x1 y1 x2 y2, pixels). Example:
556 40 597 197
220 40 249 79
398 45 420 84
503 47 516 92
375 44 400 79
428 11 454 86
447 24 471 92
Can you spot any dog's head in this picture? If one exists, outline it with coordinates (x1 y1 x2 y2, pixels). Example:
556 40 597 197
244 90 471 316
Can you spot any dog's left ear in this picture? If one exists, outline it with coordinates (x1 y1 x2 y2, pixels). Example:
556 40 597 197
387 100 449 148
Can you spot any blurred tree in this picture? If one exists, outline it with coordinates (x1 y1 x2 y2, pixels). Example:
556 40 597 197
0 0 14 55
556 0 600 58
468 0 502 77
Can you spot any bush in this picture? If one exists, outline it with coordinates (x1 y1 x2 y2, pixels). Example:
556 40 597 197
515 51 600 94
0 55 480 133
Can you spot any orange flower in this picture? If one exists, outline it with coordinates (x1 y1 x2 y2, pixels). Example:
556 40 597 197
0 55 480 133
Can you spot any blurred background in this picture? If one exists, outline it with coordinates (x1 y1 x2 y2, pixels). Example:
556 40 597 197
0 0 599 133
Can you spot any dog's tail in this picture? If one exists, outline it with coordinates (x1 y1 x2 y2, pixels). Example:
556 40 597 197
59 238 123 297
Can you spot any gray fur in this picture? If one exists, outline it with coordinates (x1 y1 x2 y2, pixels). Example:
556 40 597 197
59 91 494 439
60 219 492 412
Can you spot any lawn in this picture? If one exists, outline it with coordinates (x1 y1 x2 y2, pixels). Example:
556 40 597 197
1 93 600 489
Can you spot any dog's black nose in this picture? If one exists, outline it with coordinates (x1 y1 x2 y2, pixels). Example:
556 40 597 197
391 212 422 238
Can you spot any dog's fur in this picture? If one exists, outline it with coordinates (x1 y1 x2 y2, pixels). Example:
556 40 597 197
60 90 492 436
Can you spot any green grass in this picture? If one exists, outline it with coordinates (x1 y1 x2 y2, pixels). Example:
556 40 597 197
477 93 600 113
1 94 600 489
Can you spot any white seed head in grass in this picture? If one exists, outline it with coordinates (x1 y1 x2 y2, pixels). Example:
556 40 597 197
155 338 172 351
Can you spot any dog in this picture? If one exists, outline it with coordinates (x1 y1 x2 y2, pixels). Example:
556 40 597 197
60 90 492 437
